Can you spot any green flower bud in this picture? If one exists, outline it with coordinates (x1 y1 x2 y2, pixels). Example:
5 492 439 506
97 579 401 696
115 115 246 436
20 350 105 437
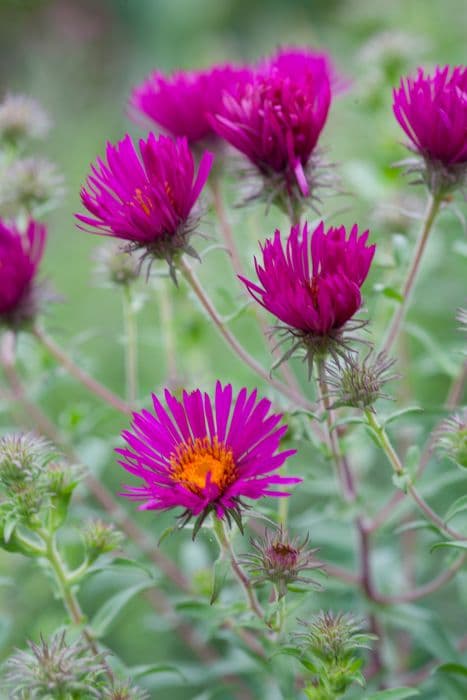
83 519 124 563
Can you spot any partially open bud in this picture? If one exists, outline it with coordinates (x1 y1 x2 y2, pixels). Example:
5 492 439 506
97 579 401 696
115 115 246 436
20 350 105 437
324 350 398 410
83 519 123 563
3 631 106 698
0 157 65 217
239 526 324 598
0 94 51 148
0 433 50 492
94 243 139 287
436 412 467 469
101 681 150 700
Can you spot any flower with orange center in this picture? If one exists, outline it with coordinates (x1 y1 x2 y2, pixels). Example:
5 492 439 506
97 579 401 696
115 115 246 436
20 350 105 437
117 382 300 534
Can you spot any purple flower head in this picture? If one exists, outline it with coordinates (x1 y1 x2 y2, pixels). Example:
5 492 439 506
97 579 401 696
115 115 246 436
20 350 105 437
240 221 375 371
263 46 343 93
209 60 331 213
117 382 300 535
0 218 47 327
393 66 467 193
77 134 213 275
130 64 252 145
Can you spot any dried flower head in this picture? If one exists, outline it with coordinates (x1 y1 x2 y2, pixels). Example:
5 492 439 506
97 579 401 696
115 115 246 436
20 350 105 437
436 411 467 469
77 134 213 280
101 680 150 700
117 381 300 537
83 519 124 563
0 157 65 217
3 631 106 698
240 221 375 374
324 350 398 409
239 526 324 598
130 64 251 146
0 94 51 146
393 65 467 195
0 217 48 328
209 57 332 216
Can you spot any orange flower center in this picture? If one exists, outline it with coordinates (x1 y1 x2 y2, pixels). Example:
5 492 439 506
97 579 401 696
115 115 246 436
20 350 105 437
170 437 236 494
133 187 153 216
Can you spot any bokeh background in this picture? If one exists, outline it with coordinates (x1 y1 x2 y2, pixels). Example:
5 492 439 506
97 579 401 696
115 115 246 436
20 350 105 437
0 1 466 698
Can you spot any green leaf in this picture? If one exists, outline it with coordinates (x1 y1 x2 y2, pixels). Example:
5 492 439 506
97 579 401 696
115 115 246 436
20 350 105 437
210 556 230 605
129 663 186 682
365 689 420 699
270 646 318 673
373 283 404 303
383 407 422 427
430 541 467 553
445 495 467 523
90 581 153 637
436 663 467 678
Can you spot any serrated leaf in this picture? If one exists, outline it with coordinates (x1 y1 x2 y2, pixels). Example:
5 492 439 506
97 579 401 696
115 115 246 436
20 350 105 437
430 541 467 553
91 581 153 637
365 689 420 699
383 407 422 427
445 496 467 523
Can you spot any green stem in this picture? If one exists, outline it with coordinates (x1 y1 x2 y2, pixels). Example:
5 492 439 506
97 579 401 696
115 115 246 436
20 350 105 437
122 284 138 404
212 517 266 624
382 193 442 355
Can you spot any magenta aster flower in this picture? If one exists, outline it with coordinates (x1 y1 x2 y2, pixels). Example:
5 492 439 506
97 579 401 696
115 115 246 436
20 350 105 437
0 217 47 327
393 66 467 193
77 133 213 275
263 46 342 93
129 65 251 145
117 382 300 535
240 221 375 370
209 60 331 214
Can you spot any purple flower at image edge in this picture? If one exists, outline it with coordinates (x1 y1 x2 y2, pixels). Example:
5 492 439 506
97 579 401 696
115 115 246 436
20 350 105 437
117 382 300 535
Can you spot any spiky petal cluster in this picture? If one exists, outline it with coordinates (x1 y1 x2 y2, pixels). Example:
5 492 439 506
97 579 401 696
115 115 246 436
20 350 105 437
209 58 331 207
117 382 299 535
240 221 375 369
325 350 398 409
4 631 106 699
130 64 251 144
436 411 467 469
0 218 47 327
239 526 323 598
393 66 467 193
77 134 213 273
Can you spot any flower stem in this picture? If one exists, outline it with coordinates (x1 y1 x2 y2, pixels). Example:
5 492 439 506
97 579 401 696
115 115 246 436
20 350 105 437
177 256 317 413
365 409 466 540
382 193 442 355
122 284 138 404
32 325 132 415
212 517 267 624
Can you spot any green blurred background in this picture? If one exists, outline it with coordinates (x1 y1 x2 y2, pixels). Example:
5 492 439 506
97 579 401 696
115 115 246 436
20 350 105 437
0 1 466 698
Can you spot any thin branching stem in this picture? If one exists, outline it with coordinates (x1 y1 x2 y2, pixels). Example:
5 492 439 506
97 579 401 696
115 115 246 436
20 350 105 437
122 284 138 404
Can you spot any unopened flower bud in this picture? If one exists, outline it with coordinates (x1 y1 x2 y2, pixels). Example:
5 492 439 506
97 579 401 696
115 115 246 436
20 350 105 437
3 631 106 698
0 157 65 217
0 94 51 147
0 434 50 492
101 681 150 700
436 412 467 469
239 526 324 598
83 519 123 563
325 350 398 409
94 243 139 287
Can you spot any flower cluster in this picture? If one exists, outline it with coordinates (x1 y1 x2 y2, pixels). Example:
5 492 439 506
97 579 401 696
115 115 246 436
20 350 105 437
240 220 375 373
0 217 47 328
117 382 300 534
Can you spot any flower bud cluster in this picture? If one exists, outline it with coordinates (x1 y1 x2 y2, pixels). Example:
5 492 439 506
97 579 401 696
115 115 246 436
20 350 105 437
83 519 124 563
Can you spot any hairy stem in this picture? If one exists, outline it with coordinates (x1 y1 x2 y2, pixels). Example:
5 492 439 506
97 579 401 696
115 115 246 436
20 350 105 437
32 325 132 415
382 193 442 355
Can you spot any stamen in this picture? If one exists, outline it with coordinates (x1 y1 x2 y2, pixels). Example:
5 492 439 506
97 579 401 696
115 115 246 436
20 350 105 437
170 437 236 494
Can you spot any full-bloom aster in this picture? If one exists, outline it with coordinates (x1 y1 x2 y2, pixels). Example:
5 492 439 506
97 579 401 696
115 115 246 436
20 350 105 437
0 217 47 327
129 64 251 146
240 221 375 371
117 382 299 534
393 65 467 193
209 58 331 214
76 133 213 276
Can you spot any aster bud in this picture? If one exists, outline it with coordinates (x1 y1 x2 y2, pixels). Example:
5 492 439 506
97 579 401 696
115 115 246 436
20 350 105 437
0 157 65 217
0 433 50 492
83 519 124 563
296 612 375 698
94 243 139 287
239 526 324 598
3 631 106 698
101 680 150 700
436 412 467 469
0 94 51 148
324 350 398 409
